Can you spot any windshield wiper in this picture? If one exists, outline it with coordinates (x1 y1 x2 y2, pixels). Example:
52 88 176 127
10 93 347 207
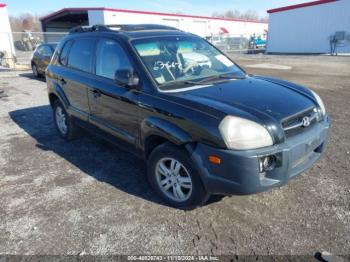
195 73 246 84
159 80 204 88
219 72 247 79
159 73 246 88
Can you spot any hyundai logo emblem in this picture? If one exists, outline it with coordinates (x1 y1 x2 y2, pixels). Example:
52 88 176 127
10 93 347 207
302 116 311 127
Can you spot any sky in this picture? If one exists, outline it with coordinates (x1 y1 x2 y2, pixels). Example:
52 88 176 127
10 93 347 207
2 0 309 17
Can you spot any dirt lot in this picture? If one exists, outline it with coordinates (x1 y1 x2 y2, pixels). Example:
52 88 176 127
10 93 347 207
0 55 349 256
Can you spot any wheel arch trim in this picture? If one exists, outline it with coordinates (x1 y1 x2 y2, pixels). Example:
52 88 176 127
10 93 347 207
141 117 193 152
49 84 69 108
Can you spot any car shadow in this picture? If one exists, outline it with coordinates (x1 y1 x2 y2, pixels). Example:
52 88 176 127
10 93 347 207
9 105 165 206
18 72 46 82
9 105 224 208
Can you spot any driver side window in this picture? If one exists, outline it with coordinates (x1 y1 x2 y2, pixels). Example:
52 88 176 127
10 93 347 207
95 39 132 80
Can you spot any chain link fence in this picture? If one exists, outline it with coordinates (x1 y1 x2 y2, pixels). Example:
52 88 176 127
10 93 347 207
208 34 267 54
0 31 266 76
0 32 67 76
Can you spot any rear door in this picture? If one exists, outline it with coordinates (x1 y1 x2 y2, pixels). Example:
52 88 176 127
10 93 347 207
57 38 96 121
88 38 140 146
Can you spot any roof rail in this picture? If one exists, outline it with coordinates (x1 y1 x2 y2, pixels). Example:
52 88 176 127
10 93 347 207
69 24 179 34
69 25 110 34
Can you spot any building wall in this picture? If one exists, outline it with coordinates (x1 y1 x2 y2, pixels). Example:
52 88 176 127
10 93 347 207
267 0 350 53
88 10 105 25
87 10 268 37
0 4 15 55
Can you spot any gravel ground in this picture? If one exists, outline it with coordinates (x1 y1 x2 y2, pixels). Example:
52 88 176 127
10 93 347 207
0 54 349 256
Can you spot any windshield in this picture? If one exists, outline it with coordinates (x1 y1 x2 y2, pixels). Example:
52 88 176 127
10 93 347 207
132 36 246 90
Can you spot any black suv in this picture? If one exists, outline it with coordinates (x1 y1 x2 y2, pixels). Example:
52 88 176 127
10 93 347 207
46 24 330 209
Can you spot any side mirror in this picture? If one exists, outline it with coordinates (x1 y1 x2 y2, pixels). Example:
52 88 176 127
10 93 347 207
114 69 139 88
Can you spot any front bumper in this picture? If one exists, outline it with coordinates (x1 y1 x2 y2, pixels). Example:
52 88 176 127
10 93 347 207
190 116 331 195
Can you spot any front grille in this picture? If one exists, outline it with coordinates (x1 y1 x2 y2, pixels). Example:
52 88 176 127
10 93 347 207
282 107 318 137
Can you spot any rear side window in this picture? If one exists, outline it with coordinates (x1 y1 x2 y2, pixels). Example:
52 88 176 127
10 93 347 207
36 46 45 55
67 39 94 73
59 40 73 66
42 46 53 57
95 39 132 79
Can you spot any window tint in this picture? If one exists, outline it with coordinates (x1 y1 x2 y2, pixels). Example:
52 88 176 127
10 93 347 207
59 40 73 66
95 39 132 79
68 39 94 72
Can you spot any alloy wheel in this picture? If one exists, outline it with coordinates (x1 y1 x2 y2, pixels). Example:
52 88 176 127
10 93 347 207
55 106 68 135
155 157 193 202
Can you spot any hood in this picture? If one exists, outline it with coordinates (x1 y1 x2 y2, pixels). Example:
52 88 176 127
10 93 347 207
170 76 316 123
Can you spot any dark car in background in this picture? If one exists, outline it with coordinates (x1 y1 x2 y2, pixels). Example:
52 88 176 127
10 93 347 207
226 36 249 51
31 43 57 77
46 24 330 209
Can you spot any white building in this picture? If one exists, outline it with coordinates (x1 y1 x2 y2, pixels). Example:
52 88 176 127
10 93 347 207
266 0 350 54
0 3 15 57
40 7 268 38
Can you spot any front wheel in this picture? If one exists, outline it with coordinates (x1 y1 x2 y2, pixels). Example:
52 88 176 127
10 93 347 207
147 142 209 210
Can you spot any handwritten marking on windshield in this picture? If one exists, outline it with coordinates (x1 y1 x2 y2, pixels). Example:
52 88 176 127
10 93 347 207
153 61 183 71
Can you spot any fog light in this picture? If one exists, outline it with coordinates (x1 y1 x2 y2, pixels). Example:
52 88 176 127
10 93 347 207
259 155 276 173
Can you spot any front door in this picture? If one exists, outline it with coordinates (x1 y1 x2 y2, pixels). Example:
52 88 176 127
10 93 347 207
88 38 140 146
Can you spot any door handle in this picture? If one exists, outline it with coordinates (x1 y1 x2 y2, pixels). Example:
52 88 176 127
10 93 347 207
59 78 66 85
91 89 101 98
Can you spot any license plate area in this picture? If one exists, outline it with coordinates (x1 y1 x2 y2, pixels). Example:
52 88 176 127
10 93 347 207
291 136 321 168
292 150 315 168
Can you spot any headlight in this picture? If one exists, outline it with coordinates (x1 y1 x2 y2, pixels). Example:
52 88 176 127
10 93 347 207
219 116 273 150
311 90 326 116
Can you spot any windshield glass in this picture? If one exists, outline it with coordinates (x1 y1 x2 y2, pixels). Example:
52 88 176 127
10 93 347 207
132 36 245 90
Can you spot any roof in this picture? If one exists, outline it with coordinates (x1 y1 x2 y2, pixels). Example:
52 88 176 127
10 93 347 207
118 29 191 39
40 7 267 24
64 28 191 42
267 0 339 13
67 24 189 39
0 3 7 8
69 24 178 34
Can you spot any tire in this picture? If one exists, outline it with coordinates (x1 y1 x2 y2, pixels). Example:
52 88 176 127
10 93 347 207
52 100 81 140
32 63 40 78
147 142 209 210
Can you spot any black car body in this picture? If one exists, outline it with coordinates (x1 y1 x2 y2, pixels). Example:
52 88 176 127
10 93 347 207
31 43 57 77
46 25 331 209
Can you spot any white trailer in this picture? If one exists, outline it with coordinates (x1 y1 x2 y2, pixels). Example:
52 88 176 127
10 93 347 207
0 4 15 58
40 7 268 38
267 0 350 54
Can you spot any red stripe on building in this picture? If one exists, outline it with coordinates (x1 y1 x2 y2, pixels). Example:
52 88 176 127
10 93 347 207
0 3 7 8
267 0 339 13
40 7 267 24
